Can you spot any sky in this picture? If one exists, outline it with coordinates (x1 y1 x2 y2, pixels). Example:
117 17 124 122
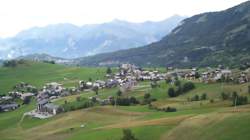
0 0 247 38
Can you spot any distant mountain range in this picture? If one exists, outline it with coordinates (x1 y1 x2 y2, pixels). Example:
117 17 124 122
76 1 250 68
17 54 73 64
0 15 185 59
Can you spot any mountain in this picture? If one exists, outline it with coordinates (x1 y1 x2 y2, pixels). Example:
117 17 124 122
76 1 250 68
0 15 185 59
17 54 73 64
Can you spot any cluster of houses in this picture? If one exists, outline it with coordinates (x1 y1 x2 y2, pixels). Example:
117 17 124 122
168 67 250 84
33 82 66 117
79 64 166 93
0 82 37 112
0 95 19 112
1 64 250 119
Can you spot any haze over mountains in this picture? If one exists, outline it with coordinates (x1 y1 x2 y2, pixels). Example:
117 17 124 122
0 15 185 59
77 1 250 68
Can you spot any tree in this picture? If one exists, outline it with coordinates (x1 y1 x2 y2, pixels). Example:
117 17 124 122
64 100 68 104
88 78 92 82
175 86 183 96
106 67 112 74
144 93 151 100
143 93 151 104
121 129 138 140
195 72 200 79
117 90 122 96
168 87 176 97
221 92 229 100
23 96 31 104
232 91 238 100
232 91 248 106
201 93 207 100
130 97 139 104
191 95 199 101
174 80 181 87
182 82 195 93
248 85 250 94
92 86 99 95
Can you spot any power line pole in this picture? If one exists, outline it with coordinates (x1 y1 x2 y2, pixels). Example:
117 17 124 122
234 96 237 112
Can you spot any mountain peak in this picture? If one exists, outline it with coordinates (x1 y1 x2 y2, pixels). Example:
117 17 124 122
0 15 185 59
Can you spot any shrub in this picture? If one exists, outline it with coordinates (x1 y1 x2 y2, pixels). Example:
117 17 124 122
201 93 207 100
174 80 181 86
62 99 94 112
117 90 122 96
106 67 112 74
129 97 139 105
175 86 183 96
191 95 199 101
144 93 151 99
164 107 177 112
232 93 248 106
210 99 214 103
221 92 230 100
121 129 138 140
182 82 195 93
168 87 176 97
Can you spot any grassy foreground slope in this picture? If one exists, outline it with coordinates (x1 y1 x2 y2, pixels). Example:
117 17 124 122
0 79 250 140
0 61 108 93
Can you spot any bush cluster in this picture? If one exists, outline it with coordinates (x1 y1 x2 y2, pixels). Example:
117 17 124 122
168 82 195 97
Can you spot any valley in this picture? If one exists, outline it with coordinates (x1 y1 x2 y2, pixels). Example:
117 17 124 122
0 61 249 140
0 1 250 140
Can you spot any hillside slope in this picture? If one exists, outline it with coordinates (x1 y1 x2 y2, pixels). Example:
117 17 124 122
0 61 107 93
77 1 250 68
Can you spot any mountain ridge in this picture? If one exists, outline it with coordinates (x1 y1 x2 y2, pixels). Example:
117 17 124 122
0 15 185 59
75 1 250 68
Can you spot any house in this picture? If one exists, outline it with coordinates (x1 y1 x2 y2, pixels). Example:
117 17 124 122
19 93 34 100
43 103 60 115
37 99 49 112
238 72 249 84
120 79 137 93
106 79 119 88
1 96 13 101
37 99 61 115
0 103 19 112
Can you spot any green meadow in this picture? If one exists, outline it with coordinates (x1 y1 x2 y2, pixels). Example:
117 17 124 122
0 61 112 93
0 62 250 140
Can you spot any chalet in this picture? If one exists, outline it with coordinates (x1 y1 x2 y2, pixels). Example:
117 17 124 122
37 99 49 112
106 79 119 88
1 96 13 101
0 103 19 112
120 79 137 93
43 103 60 115
37 99 60 115
238 72 249 84
200 69 232 83
19 92 34 100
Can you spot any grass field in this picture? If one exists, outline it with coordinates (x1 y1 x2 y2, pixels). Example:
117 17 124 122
0 61 113 93
0 62 250 140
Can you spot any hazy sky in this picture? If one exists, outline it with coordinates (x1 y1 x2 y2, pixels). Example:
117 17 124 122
0 0 247 38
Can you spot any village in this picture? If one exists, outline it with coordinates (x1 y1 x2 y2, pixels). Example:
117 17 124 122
1 64 250 119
